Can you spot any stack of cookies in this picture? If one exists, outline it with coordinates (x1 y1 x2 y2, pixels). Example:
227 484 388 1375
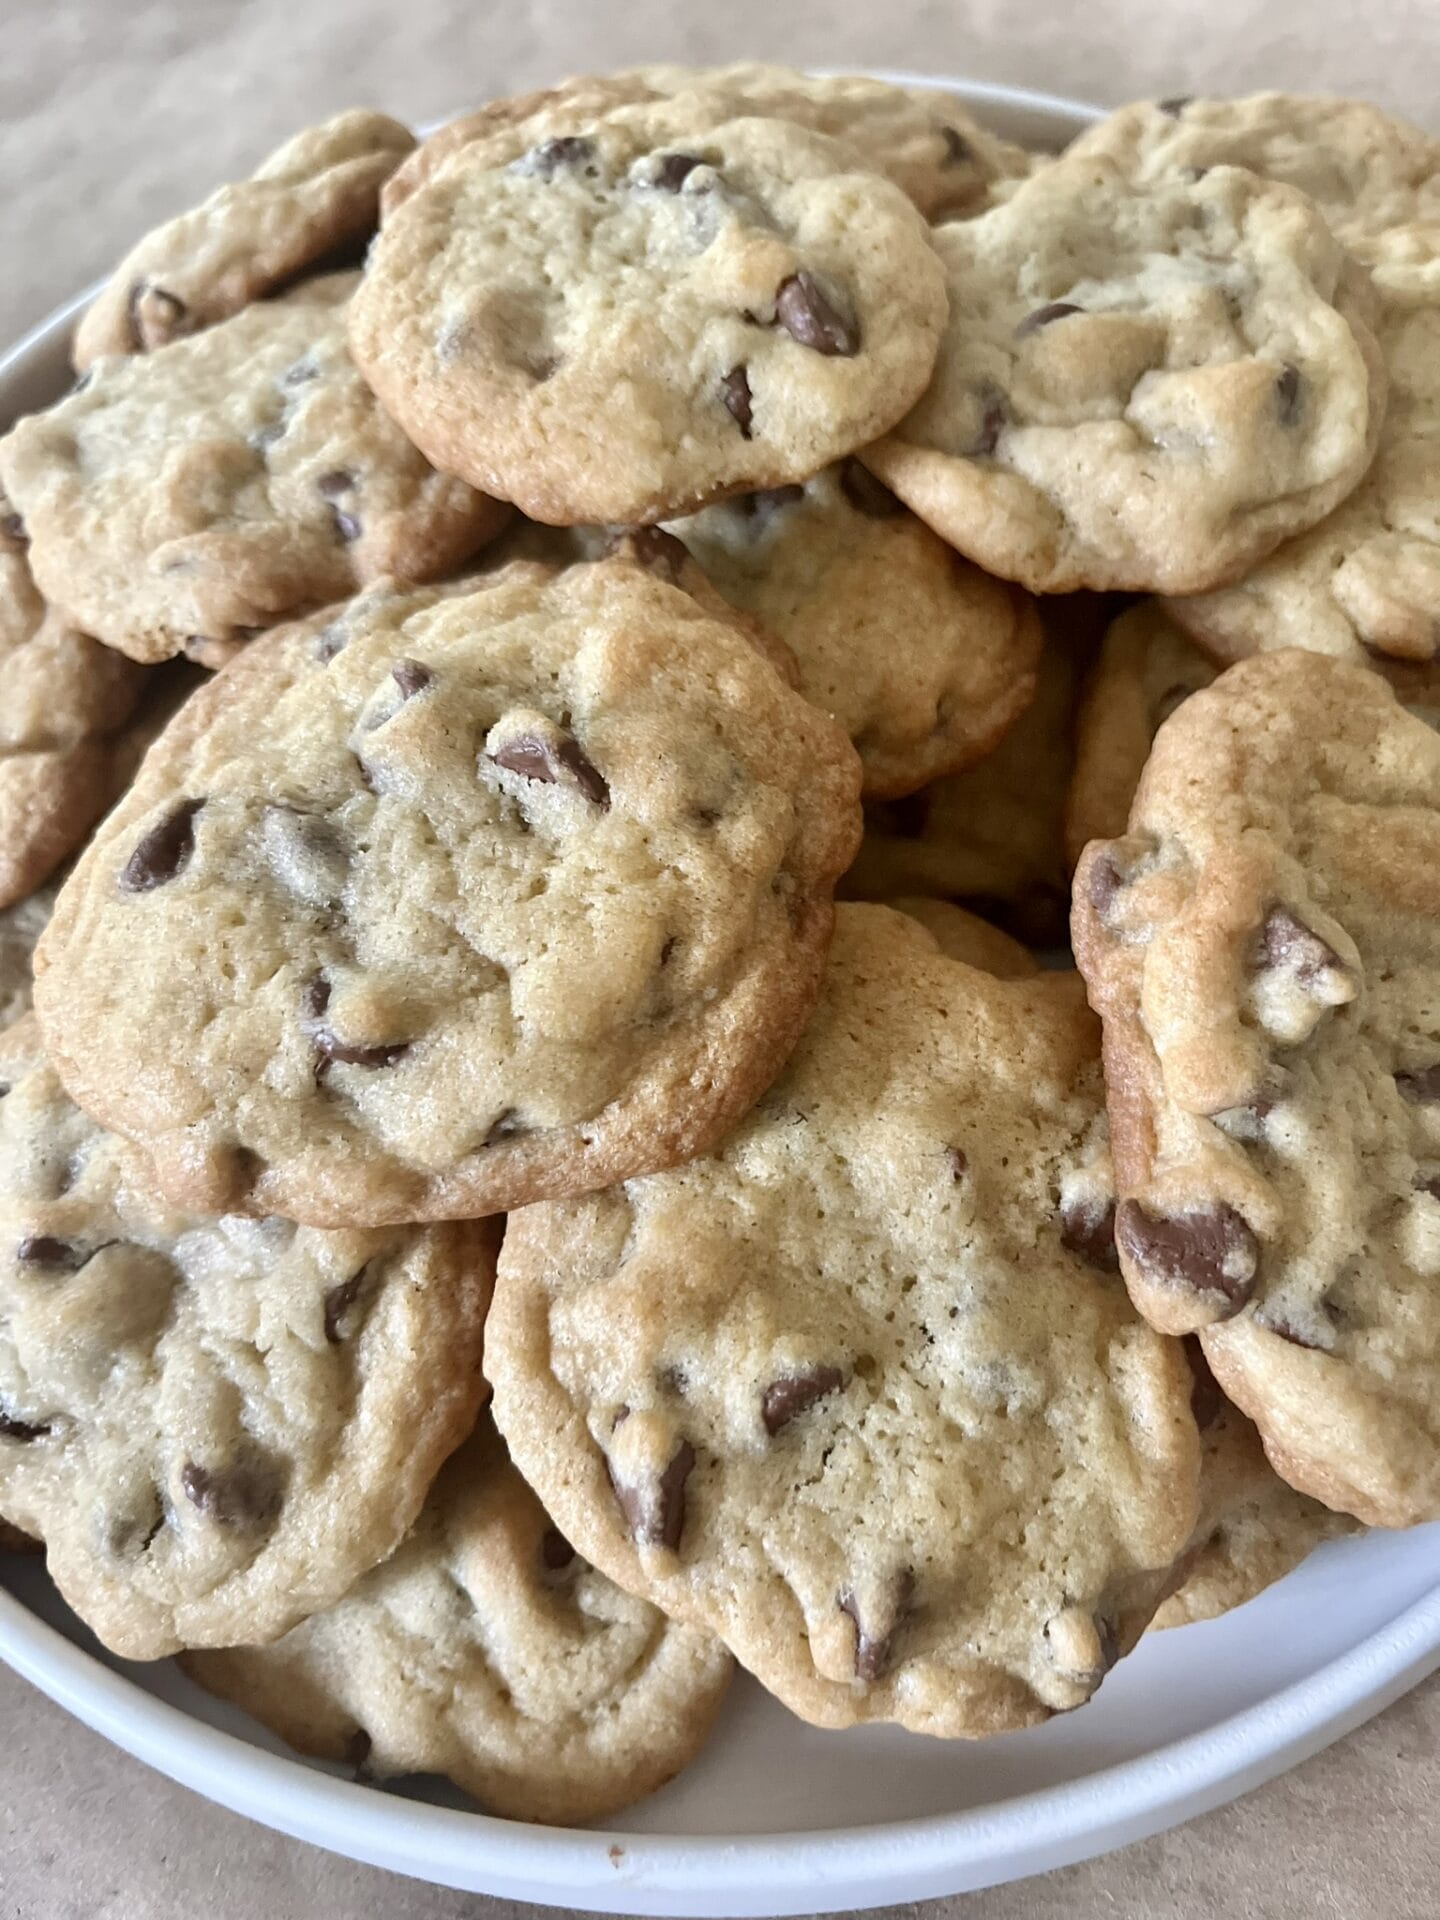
1 66 1436 1821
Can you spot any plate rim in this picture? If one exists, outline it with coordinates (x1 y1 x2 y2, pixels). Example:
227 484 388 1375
5 70 1439 1917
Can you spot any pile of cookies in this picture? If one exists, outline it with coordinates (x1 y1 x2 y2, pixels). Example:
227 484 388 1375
1 64 1437 1822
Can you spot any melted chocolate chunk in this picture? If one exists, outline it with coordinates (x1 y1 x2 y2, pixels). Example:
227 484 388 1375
0 1406 51 1442
119 800 204 892
1015 301 1084 338
180 1458 284 1528
607 1439 695 1550
839 1570 914 1682
530 135 595 176
1116 1200 1259 1313
315 469 354 500
490 729 610 807
774 272 858 355
390 658 434 700
1060 1197 1119 1271
761 1366 844 1436
15 1235 88 1272
720 364 754 437
1255 906 1344 985
654 152 704 190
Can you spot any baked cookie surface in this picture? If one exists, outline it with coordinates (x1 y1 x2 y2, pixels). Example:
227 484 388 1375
0 1017 495 1658
1073 650 1440 1526
489 906 1200 1736
862 153 1387 594
35 561 861 1225
184 1416 732 1825
349 111 948 524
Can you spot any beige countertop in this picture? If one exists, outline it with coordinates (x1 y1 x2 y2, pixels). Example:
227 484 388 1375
4 2 1440 1915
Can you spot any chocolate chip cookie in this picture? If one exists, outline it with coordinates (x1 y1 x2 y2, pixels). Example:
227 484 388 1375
0 511 148 905
1153 1342 1355 1630
841 628 1084 945
663 463 1043 798
862 153 1387 594
35 561 862 1226
1073 650 1440 1526
488 905 1200 1736
1065 601 1217 866
348 110 949 524
184 1415 732 1823
73 110 416 371
3 275 507 665
0 1016 495 1658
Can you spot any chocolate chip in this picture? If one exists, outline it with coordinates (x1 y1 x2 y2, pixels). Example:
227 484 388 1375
529 135 595 176
654 152 703 190
16 1235 87 1272
180 1458 284 1528
967 386 1007 457
1255 906 1347 987
1060 1197 1120 1271
0 1406 50 1442
119 799 203 892
1086 852 1125 919
541 1527 576 1571
720 364 753 438
1275 364 1303 425
940 125 974 166
1015 302 1084 338
302 976 332 1022
1116 1200 1259 1314
315 469 354 500
1396 1064 1440 1104
607 1439 695 1550
490 729 610 807
0 512 26 545
605 525 688 582
761 1366 844 1436
839 460 903 518
127 281 188 350
322 1263 372 1344
303 975 409 1071
331 507 362 542
839 1571 914 1682
391 658 434 700
1182 1335 1222 1428
947 1146 968 1181
1159 95 1193 115
774 272 858 356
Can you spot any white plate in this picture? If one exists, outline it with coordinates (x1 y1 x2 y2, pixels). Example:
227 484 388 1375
4 75 1440 1919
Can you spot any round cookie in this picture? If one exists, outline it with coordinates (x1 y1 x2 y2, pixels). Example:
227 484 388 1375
348 110 949 525
0 887 56 1034
488 905 1201 1738
1152 1343 1356 1631
386 68 1030 226
663 462 1043 798
35 560 862 1227
1072 650 1440 1527
184 1415 732 1824
2 275 507 665
0 1016 495 1658
861 152 1387 595
840 627 1084 946
0 511 148 906
888 898 1039 978
1065 601 1217 867
73 110 416 370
